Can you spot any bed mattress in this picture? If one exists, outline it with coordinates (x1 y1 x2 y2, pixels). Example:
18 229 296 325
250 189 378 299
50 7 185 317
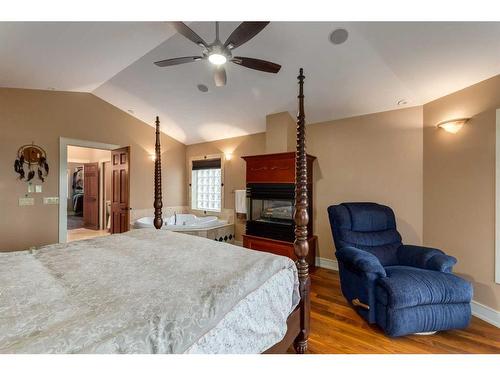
0 229 299 353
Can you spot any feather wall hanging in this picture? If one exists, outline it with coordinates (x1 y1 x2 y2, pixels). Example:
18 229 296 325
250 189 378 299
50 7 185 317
14 143 49 182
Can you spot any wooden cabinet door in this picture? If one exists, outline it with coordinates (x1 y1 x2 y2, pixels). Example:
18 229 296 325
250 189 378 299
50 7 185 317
110 147 130 234
245 155 295 183
243 235 296 259
243 234 317 269
83 162 99 229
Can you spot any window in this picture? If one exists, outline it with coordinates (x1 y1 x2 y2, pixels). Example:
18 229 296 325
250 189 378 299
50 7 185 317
191 157 222 212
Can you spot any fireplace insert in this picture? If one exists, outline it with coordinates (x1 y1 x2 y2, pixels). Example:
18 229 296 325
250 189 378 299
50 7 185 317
245 183 300 242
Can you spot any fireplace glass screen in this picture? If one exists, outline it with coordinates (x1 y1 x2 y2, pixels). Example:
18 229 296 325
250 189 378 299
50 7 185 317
249 198 294 224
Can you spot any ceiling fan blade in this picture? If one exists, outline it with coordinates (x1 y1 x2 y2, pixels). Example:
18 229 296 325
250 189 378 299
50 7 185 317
214 66 227 87
231 56 281 73
171 22 208 48
223 22 270 50
154 56 203 67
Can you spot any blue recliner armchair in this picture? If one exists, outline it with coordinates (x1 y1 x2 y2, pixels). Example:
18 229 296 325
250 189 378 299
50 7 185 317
327 202 472 336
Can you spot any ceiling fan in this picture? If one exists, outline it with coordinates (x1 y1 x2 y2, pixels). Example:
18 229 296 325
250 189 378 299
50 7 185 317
154 22 281 87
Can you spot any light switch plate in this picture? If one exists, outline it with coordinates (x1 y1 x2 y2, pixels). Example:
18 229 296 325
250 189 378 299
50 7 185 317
35 185 42 193
43 197 59 205
19 197 35 206
27 184 34 193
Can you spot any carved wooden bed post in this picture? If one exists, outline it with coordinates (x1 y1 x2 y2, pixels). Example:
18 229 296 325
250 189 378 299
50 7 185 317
154 116 163 230
294 68 310 354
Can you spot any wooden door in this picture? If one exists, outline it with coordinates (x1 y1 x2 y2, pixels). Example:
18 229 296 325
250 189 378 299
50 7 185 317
83 162 99 229
110 147 130 234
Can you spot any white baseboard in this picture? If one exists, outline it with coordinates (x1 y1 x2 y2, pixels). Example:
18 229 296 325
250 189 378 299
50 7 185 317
315 257 338 271
471 300 500 328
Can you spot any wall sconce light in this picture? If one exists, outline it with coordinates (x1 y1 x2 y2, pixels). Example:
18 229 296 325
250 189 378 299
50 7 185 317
436 118 469 134
150 154 156 161
225 152 233 161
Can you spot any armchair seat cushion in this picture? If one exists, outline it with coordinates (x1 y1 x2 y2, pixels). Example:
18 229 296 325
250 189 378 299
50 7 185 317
376 266 473 309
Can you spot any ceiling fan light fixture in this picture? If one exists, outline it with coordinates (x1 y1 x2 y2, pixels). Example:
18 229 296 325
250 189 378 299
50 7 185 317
157 22 279 87
208 53 227 65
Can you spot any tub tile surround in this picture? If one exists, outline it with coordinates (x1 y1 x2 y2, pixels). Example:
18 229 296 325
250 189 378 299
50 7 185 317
176 224 235 244
188 208 236 243
206 224 235 244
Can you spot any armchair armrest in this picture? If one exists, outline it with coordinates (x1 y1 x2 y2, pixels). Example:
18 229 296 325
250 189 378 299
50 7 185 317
397 245 457 272
336 246 386 277
426 253 457 273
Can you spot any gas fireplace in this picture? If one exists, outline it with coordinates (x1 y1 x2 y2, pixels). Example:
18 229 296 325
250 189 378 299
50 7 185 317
242 152 316 267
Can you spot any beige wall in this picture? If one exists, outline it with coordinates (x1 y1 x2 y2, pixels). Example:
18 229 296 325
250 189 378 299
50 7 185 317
67 145 111 163
265 111 296 153
0 88 186 251
423 74 500 310
309 106 424 259
186 133 266 241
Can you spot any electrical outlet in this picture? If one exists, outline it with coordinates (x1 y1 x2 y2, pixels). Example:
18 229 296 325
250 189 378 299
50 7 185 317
19 197 35 206
43 197 59 205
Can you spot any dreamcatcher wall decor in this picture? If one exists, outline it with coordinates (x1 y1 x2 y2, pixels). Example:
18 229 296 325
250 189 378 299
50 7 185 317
14 143 49 182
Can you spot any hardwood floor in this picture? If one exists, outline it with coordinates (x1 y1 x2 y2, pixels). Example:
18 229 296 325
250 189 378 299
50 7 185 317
305 268 500 354
67 228 110 242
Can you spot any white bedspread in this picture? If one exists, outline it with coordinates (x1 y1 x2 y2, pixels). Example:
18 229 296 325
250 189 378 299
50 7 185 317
0 229 299 354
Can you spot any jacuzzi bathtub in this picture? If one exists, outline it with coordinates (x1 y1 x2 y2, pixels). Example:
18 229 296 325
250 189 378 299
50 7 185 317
134 214 227 231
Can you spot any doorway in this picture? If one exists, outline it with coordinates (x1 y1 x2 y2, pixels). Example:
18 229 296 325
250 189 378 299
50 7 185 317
66 145 111 242
59 138 130 243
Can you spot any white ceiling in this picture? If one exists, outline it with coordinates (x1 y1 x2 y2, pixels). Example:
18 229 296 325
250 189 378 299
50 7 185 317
2 22 500 144
0 22 175 92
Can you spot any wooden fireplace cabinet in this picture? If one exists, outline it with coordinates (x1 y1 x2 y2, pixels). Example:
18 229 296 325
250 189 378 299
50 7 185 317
242 152 316 268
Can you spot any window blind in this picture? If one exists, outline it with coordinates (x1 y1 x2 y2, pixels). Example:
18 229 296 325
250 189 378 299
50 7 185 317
192 158 221 171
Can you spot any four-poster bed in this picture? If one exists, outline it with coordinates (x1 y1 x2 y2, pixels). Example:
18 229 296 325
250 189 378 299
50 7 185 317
153 68 311 353
0 69 310 354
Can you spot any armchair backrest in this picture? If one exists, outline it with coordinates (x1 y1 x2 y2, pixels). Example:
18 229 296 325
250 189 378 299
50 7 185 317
327 202 402 266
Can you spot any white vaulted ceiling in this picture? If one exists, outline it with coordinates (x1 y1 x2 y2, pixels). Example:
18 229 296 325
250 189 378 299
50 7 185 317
0 22 176 92
1 22 500 144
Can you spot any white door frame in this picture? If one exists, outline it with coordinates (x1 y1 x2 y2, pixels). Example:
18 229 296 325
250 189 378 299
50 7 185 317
59 137 120 243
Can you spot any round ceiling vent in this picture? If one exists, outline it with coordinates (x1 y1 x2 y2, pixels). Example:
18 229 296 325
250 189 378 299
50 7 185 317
197 84 209 93
329 28 349 45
